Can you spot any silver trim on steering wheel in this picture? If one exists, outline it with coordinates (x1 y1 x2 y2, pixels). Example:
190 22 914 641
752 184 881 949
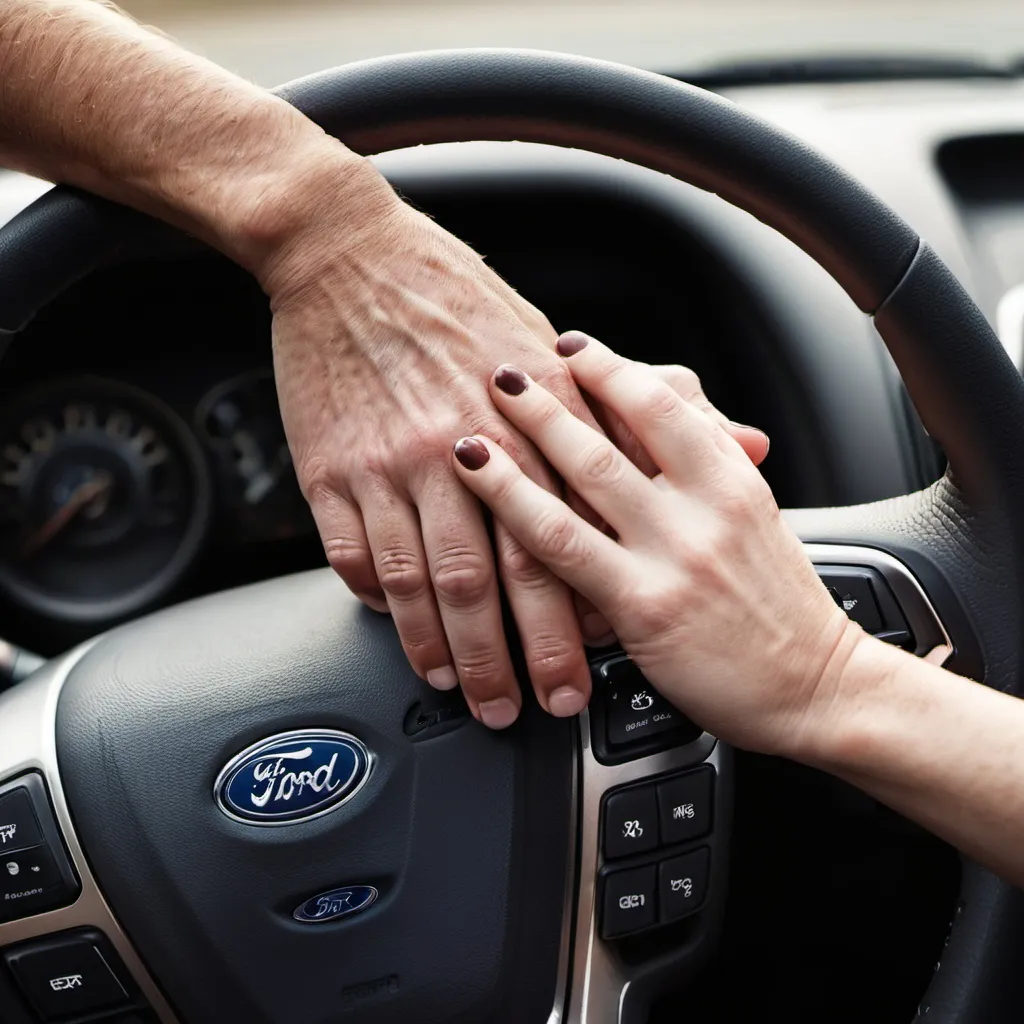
0 643 181 1021
0 543 951 1024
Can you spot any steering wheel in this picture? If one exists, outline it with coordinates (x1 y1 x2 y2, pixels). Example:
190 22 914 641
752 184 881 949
0 49 1022 1024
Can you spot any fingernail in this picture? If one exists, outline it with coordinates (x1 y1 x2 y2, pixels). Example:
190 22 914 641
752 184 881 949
427 665 459 691
478 696 520 730
582 611 616 647
556 332 590 357
494 365 529 396
548 686 588 718
729 421 771 457
453 436 490 470
359 593 390 614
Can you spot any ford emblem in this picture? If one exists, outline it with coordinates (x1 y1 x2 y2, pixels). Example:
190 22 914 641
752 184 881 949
215 729 371 825
293 885 379 923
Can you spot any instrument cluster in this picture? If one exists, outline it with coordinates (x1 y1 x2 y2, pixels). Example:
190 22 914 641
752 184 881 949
0 369 315 626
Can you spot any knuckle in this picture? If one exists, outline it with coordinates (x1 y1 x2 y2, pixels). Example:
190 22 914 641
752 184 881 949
536 359 575 399
633 587 683 636
640 382 685 424
454 649 508 689
682 543 718 582
399 626 440 657
403 421 453 457
299 455 344 506
501 538 551 589
713 474 765 525
525 633 584 685
660 363 702 396
487 464 522 507
593 352 628 388
533 394 565 432
575 442 623 488
376 545 428 601
431 547 494 606
323 536 371 580
465 415 524 459
533 510 584 565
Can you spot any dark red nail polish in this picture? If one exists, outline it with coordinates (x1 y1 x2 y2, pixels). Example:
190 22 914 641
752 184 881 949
494 365 529 395
556 332 590 357
454 437 490 470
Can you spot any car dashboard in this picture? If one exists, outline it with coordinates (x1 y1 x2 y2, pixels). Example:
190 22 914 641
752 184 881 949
5 74 1024 654
1 70 1023 1023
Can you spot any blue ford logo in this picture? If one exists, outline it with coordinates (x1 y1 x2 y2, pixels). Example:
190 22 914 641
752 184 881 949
215 729 371 825
293 885 379 923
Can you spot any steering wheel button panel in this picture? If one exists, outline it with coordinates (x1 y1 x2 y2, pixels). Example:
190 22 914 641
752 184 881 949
601 865 657 939
600 655 694 747
1 846 60 901
817 567 884 633
656 767 714 845
0 775 78 925
658 848 711 923
5 933 129 1020
602 786 659 859
0 790 44 856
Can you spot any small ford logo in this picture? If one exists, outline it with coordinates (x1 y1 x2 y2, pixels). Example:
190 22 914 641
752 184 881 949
214 729 371 825
293 885 379 923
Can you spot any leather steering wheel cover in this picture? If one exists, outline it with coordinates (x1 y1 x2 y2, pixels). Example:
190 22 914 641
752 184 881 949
2 48 1023 1023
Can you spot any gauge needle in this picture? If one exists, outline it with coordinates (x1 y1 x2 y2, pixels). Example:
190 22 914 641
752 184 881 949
19 470 114 559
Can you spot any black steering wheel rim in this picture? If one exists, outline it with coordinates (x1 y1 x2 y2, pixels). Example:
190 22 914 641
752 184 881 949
1 48 1023 1024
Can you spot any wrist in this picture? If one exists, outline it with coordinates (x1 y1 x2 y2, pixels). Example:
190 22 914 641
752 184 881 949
207 131 402 289
148 90 402 287
788 628 912 769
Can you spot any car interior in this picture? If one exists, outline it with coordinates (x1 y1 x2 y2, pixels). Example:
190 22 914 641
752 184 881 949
1 5 1024 1024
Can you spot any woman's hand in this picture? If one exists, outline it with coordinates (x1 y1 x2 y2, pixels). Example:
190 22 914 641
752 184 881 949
451 331 866 755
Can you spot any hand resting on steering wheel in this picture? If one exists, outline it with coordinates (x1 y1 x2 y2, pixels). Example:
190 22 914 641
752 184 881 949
454 330 1024 889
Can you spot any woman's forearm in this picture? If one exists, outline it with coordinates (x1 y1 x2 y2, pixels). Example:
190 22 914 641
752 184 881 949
0 1 395 274
802 638 1024 885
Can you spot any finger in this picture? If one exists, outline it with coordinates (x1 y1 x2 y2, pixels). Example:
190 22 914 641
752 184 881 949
495 520 593 717
531 351 622 646
479 415 613 651
452 435 634 609
488 364 664 542
307 487 388 612
574 592 617 649
648 363 770 466
581 362 769 471
554 332 745 483
357 486 457 691
412 473 522 729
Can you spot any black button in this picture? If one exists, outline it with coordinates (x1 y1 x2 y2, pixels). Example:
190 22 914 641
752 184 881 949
5 936 128 1020
1 845 61 905
603 786 659 859
817 569 883 633
601 658 693 746
656 768 713 845
0 789 43 855
658 847 710 922
602 865 657 938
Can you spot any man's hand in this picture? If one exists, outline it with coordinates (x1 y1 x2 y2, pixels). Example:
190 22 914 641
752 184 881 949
0 0 769 729
263 191 605 728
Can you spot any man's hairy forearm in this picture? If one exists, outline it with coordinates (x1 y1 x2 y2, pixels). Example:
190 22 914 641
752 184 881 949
0 0 395 276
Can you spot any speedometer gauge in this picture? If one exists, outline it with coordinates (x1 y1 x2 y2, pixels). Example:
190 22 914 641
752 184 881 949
0 377 211 621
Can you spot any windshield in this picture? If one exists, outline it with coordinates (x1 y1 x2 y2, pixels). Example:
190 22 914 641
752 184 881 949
124 0 1024 88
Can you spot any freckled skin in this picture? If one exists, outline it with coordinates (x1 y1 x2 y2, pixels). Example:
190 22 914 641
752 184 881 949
0 1 770 727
